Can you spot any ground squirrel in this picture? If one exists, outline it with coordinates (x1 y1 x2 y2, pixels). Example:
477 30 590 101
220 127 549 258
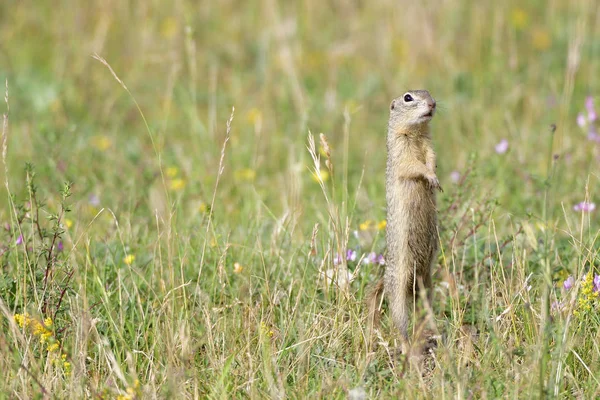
368 90 440 352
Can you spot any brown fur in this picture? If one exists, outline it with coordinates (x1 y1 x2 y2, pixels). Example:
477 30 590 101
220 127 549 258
367 90 440 352
366 278 384 329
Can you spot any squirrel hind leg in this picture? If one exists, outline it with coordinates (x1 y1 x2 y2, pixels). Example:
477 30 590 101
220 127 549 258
388 287 411 342
366 278 385 329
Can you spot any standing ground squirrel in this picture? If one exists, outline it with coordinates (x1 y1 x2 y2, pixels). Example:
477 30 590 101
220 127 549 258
367 90 441 352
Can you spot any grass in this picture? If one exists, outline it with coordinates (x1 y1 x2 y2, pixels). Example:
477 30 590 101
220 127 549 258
1 0 600 398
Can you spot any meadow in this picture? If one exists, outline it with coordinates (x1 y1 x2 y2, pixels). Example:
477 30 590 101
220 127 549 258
1 0 600 398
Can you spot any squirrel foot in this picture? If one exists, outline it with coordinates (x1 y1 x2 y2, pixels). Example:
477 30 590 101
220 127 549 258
426 174 443 192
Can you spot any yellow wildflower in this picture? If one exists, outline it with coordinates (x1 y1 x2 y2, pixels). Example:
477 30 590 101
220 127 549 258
60 353 71 375
166 167 179 178
91 135 112 151
377 220 387 230
234 262 243 274
117 379 140 400
65 219 73 229
124 254 136 265
234 168 256 182
15 313 53 342
33 320 48 336
14 313 27 327
169 178 186 191
359 220 374 231
554 269 569 283
160 16 179 39
311 169 329 183
63 360 71 375
40 329 52 343
510 8 529 30
531 28 551 51
246 108 262 125
260 321 274 338
575 273 599 316
47 342 60 352
198 202 208 213
14 313 60 351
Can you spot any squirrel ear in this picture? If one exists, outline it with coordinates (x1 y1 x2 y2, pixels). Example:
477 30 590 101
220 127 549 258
390 100 396 111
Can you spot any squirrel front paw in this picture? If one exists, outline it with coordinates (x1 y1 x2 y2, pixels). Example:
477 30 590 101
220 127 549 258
426 174 443 192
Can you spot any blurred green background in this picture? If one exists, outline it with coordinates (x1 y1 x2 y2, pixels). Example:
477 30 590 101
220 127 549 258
1 0 598 222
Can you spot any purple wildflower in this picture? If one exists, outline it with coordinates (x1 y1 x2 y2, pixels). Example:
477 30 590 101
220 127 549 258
346 249 357 262
495 139 509 154
585 96 597 122
573 201 596 213
376 255 385 265
15 235 23 246
593 274 600 293
362 252 377 265
450 171 460 183
368 252 378 263
577 113 586 128
89 194 101 207
588 125 600 142
57 241 64 252
333 253 343 266
563 276 574 290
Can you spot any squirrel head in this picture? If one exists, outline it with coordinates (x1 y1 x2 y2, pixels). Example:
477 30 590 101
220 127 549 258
388 90 436 132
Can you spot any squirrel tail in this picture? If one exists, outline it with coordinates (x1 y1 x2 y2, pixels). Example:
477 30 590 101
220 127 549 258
366 278 384 330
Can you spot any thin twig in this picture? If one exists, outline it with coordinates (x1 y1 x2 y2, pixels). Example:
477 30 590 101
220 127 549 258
197 107 235 287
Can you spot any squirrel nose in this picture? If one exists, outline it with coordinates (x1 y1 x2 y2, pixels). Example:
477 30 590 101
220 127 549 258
429 101 436 110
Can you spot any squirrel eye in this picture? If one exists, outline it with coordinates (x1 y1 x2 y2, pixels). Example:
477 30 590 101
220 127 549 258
403 93 413 102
